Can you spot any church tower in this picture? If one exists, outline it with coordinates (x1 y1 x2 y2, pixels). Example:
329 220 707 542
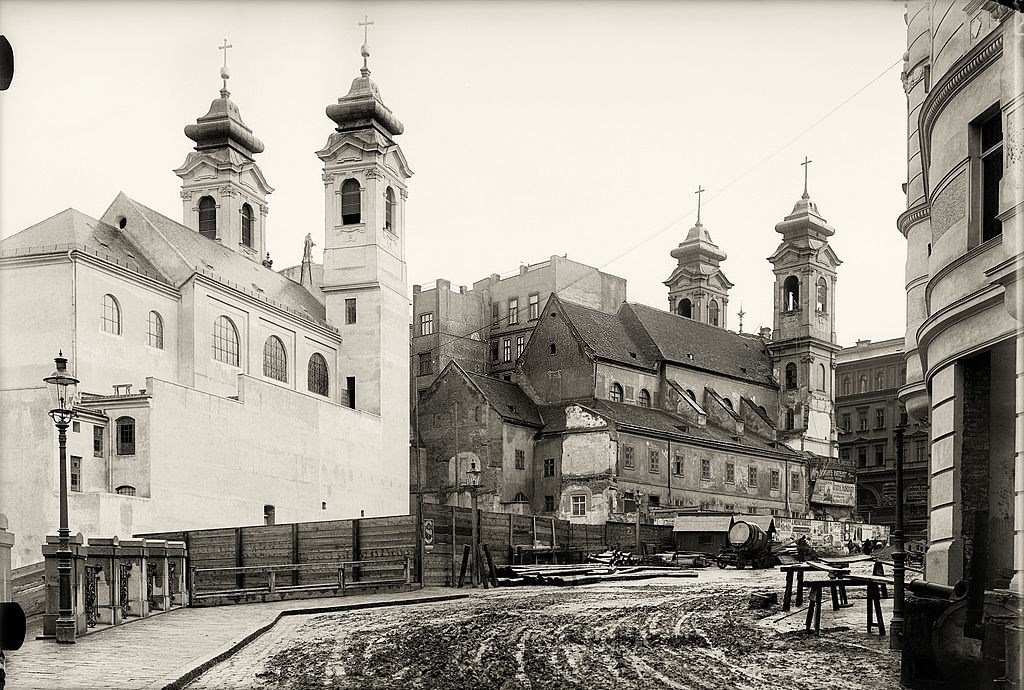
174 42 273 263
317 27 412 431
664 186 732 327
766 164 841 457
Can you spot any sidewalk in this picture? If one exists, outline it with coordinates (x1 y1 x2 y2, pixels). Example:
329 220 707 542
4 587 467 689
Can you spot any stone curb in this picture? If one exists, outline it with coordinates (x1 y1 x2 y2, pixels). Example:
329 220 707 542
156 592 469 690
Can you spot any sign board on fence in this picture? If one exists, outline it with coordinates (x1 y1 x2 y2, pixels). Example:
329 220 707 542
422 519 434 547
810 479 856 507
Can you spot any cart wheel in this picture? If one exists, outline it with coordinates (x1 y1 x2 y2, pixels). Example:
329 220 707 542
736 559 747 569
716 558 728 569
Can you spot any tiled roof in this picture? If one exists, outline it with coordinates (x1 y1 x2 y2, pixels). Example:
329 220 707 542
466 372 543 427
110 195 329 328
624 302 776 386
557 298 658 370
0 209 168 284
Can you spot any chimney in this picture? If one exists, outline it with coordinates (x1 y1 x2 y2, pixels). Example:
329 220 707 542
413 284 422 295
459 285 468 294
519 264 529 276
855 339 872 347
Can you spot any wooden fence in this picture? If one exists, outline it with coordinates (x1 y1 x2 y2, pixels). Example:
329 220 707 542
141 506 674 590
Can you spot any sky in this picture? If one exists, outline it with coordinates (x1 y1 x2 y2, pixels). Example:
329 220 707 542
0 0 910 347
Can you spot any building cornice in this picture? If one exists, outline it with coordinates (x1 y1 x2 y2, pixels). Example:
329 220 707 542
897 202 930 238
925 233 1003 308
918 29 1002 199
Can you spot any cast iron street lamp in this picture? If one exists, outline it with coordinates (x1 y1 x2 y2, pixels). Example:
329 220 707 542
890 412 908 650
43 352 78 643
466 461 482 587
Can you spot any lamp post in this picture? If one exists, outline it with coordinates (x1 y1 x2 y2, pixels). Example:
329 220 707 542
890 411 908 651
43 352 79 643
466 461 482 588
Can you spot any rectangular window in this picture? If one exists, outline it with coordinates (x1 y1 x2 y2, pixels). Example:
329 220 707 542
700 458 711 480
770 469 780 491
857 446 867 468
70 455 81 492
791 472 801 493
347 376 356 409
875 409 885 429
418 352 433 376
749 505 758 515
976 107 1003 243
915 441 925 462
516 335 525 358
725 462 735 483
673 454 684 476
840 448 851 461
72 421 80 433
93 426 103 458
648 494 660 507
544 457 555 477
528 293 540 320
874 443 886 466
841 413 851 432
345 298 357 325
858 411 868 431
748 466 758 487
623 445 635 469
490 340 500 362
648 449 660 473
117 420 135 455
419 312 434 336
723 503 734 513
544 495 555 512
508 298 519 325
515 449 525 470
491 302 500 326
571 494 587 517
502 338 512 362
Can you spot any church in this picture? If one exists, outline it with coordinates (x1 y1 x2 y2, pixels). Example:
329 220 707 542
415 174 851 524
0 44 411 569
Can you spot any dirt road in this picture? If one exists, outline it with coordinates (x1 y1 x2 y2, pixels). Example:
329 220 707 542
188 567 899 689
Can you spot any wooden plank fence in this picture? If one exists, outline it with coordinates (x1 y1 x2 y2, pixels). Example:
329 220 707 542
141 507 675 591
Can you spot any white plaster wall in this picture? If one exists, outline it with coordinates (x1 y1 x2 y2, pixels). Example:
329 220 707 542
0 261 74 388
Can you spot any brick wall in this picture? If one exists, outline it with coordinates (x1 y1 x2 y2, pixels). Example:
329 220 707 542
960 352 990 579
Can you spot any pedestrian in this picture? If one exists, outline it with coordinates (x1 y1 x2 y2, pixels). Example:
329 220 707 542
862 539 871 555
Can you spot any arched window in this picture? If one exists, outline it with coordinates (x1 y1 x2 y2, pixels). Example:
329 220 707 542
875 372 885 390
198 196 217 239
212 316 240 366
241 203 254 247
723 397 734 410
685 389 696 402
818 363 826 391
785 408 795 430
783 276 800 311
263 335 288 382
609 382 623 402
678 298 692 318
512 491 528 503
707 300 719 326
858 488 878 508
341 179 361 225
859 375 868 393
816 277 828 312
147 311 164 349
116 416 135 455
842 377 850 396
785 362 797 390
115 485 137 496
101 294 121 335
385 187 396 233
638 389 651 408
307 353 329 396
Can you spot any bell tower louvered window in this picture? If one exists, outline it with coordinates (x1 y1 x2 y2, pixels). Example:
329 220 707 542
198 196 217 239
341 179 361 225
241 203 254 247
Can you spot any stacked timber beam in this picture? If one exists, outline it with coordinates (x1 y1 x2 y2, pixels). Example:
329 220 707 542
493 562 699 587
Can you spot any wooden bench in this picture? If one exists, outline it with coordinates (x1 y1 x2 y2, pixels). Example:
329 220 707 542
780 561 851 612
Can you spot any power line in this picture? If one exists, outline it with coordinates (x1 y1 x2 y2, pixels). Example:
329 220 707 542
413 57 904 364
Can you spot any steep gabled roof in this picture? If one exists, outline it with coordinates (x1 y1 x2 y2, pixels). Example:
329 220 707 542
101 194 329 328
556 297 658 370
464 370 542 427
0 208 168 284
623 302 775 387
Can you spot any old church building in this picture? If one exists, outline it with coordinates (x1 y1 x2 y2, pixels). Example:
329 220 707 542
0 46 411 568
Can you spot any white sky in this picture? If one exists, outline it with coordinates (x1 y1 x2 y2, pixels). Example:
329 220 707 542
0 0 909 347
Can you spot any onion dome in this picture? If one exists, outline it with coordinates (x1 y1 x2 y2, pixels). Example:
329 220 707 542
326 42 404 136
184 70 264 160
670 221 728 265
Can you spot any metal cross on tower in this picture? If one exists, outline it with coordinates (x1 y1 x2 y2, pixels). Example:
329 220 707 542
218 39 232 93
737 304 745 333
694 185 705 225
359 15 374 73
801 156 813 198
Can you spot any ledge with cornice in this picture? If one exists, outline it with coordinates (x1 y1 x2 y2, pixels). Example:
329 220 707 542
897 202 930 237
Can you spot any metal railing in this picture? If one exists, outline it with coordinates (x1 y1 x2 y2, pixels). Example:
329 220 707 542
189 557 412 602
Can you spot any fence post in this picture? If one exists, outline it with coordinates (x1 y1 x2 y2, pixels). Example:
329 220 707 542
405 556 412 585
188 566 196 607
268 570 276 594
508 513 514 561
338 567 346 596
291 523 300 587
234 528 244 591
352 520 361 582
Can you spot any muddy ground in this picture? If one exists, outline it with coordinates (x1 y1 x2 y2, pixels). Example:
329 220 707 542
188 566 899 689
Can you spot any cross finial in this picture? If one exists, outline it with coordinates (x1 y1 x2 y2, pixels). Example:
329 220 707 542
694 185 706 225
737 303 745 333
359 15 374 76
800 156 813 199
218 39 233 97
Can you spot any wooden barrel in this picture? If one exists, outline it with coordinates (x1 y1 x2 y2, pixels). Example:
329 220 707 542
728 521 768 553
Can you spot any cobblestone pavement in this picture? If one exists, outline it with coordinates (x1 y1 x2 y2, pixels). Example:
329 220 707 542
188 563 900 690
3 588 463 689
